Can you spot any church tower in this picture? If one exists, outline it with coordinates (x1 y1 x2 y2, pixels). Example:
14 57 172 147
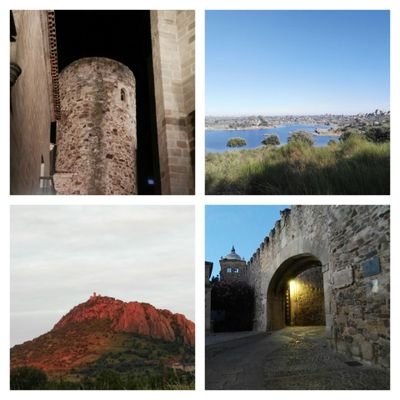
219 246 248 282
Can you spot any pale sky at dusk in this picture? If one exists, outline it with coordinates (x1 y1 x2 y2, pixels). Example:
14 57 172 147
10 206 194 346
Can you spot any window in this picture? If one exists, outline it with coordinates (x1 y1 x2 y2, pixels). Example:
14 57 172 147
121 88 126 101
226 268 232 273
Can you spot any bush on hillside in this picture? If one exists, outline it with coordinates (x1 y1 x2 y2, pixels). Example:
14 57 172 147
287 131 314 146
365 126 390 143
10 366 48 390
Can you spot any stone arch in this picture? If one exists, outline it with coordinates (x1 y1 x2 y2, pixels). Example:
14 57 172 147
250 218 331 334
247 205 390 368
266 253 325 331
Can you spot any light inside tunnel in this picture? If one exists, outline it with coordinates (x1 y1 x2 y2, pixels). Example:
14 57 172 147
289 280 296 294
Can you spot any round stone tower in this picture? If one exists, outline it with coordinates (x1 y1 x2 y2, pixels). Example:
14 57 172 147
54 57 137 194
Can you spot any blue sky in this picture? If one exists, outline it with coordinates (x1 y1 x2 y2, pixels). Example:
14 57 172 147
206 205 289 278
206 10 390 115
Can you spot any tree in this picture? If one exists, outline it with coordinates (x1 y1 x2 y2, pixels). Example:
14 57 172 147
211 281 254 332
210 275 220 284
365 126 390 143
287 131 314 146
339 127 363 142
95 369 124 389
262 134 280 146
227 137 247 147
10 366 48 390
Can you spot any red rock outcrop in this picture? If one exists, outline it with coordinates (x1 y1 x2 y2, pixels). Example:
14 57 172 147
54 295 195 346
11 295 195 375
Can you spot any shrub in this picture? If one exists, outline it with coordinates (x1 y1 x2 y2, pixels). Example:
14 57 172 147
262 134 280 146
365 126 390 143
95 369 124 390
205 138 389 195
10 366 48 390
211 281 254 331
227 137 247 147
339 127 364 142
287 131 314 146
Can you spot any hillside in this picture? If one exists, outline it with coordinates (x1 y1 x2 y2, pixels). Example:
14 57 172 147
10 295 195 389
206 135 389 195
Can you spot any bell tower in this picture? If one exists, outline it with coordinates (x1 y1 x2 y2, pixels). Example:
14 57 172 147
219 246 247 282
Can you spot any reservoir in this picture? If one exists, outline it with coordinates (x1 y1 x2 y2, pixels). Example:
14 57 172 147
206 124 339 153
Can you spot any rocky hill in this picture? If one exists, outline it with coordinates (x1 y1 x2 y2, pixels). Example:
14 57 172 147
10 295 195 379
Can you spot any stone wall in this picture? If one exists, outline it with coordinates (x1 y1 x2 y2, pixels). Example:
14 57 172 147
10 11 56 194
54 58 137 195
248 206 390 368
150 10 195 195
289 267 325 326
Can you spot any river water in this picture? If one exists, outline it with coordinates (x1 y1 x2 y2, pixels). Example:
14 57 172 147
206 124 339 153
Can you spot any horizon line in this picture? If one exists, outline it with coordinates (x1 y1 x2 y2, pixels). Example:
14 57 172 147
206 110 390 118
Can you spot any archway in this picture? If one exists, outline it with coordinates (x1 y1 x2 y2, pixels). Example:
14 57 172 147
266 253 325 331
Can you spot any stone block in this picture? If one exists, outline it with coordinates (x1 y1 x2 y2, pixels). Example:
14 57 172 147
333 267 354 289
351 344 361 357
361 341 374 361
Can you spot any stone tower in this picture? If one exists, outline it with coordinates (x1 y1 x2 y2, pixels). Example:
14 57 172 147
219 246 248 282
54 57 137 195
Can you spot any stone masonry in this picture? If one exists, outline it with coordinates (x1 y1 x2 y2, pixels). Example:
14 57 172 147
150 10 195 195
247 206 390 368
10 11 58 194
289 267 325 326
54 58 137 195
11 11 195 195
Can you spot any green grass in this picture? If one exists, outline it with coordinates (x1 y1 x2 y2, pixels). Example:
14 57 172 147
205 136 390 195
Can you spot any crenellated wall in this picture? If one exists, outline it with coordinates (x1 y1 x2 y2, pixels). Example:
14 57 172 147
247 205 390 368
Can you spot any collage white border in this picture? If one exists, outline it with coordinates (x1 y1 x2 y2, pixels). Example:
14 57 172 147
1 0 398 398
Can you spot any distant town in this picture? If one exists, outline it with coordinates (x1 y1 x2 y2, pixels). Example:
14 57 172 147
206 110 390 135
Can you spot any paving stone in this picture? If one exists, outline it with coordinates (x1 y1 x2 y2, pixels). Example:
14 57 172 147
206 326 389 390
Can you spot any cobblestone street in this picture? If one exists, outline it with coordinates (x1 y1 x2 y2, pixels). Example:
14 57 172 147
206 326 390 390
